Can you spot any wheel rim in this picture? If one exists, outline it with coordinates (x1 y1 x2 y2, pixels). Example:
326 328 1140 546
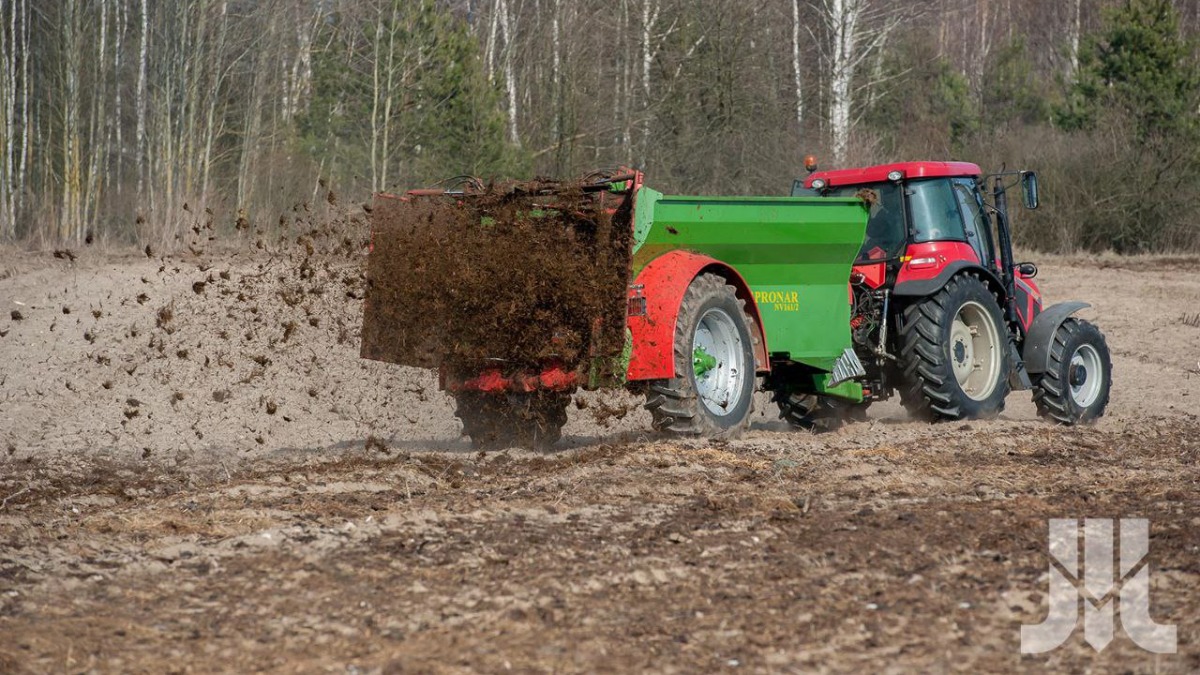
948 300 1002 402
692 307 746 416
1068 344 1103 409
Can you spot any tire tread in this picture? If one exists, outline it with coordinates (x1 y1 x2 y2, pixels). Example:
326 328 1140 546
896 273 1010 421
644 274 755 436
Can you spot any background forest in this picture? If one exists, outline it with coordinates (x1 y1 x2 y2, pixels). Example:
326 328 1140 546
0 0 1198 252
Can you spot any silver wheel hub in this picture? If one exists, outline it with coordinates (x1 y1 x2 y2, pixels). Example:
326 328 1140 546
692 308 746 416
949 300 1001 402
1069 344 1103 408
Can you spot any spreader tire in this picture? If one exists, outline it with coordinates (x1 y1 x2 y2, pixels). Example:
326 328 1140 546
644 274 756 436
898 273 1011 421
454 391 570 450
775 392 869 432
1031 319 1111 425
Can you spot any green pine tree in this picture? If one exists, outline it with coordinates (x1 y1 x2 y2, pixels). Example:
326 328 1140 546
1057 0 1199 139
859 38 980 157
981 39 1052 130
299 0 526 193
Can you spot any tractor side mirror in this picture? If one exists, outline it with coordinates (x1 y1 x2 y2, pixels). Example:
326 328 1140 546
1021 171 1039 210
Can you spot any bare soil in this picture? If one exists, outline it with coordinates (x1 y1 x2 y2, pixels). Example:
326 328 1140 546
1 230 1199 673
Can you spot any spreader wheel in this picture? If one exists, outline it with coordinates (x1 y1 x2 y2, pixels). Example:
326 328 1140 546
454 390 570 450
644 273 756 436
775 392 869 432
1032 319 1111 425
897 273 1011 420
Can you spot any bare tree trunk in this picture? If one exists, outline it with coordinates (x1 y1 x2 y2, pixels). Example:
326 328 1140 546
550 0 561 141
61 0 84 240
1 0 13 238
639 0 658 155
791 0 804 131
200 0 229 206
826 0 860 166
102 0 119 200
937 0 946 59
136 0 149 204
641 0 654 100
486 0 499 82
968 0 992 90
156 54 173 222
182 0 206 200
496 0 520 146
112 0 124 198
84 0 110 230
619 0 631 151
380 1 401 190
283 9 316 124
237 48 267 211
16 0 27 225
1067 0 1081 78
370 4 384 193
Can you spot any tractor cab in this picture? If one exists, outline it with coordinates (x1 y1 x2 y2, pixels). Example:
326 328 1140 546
796 162 994 270
795 160 1044 333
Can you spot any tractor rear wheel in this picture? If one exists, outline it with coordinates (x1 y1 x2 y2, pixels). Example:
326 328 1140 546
644 273 756 435
454 390 570 450
775 392 869 432
897 273 1011 420
1031 319 1111 424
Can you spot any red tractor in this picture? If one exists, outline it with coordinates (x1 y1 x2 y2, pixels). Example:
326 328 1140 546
785 159 1112 429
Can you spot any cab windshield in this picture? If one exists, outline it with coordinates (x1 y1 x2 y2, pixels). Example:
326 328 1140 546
824 183 905 262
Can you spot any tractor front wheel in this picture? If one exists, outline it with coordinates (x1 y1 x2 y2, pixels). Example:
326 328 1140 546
1031 319 1111 424
454 390 571 450
644 273 756 436
897 273 1011 420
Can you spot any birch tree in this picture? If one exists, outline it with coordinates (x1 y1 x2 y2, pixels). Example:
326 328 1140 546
0 0 26 237
496 0 520 147
811 0 905 165
83 0 110 230
136 0 148 202
60 0 83 239
550 0 561 141
1066 0 1082 77
791 0 804 130
640 0 658 153
16 0 27 230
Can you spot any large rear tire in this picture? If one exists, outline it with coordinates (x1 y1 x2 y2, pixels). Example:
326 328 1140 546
897 273 1011 420
454 390 570 450
1031 318 1111 425
644 274 756 436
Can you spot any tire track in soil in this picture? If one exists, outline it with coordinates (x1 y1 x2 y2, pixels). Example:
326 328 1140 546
1 421 1198 672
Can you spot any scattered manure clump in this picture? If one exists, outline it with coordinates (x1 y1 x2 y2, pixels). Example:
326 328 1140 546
360 178 634 383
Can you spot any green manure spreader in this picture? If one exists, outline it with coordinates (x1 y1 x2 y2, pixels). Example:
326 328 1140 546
362 162 1111 448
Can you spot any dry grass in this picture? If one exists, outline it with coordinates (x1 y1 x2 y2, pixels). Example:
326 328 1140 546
1014 247 1200 268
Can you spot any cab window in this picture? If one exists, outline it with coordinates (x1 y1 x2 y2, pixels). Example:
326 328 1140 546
952 178 994 265
824 182 906 262
907 179 966 243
